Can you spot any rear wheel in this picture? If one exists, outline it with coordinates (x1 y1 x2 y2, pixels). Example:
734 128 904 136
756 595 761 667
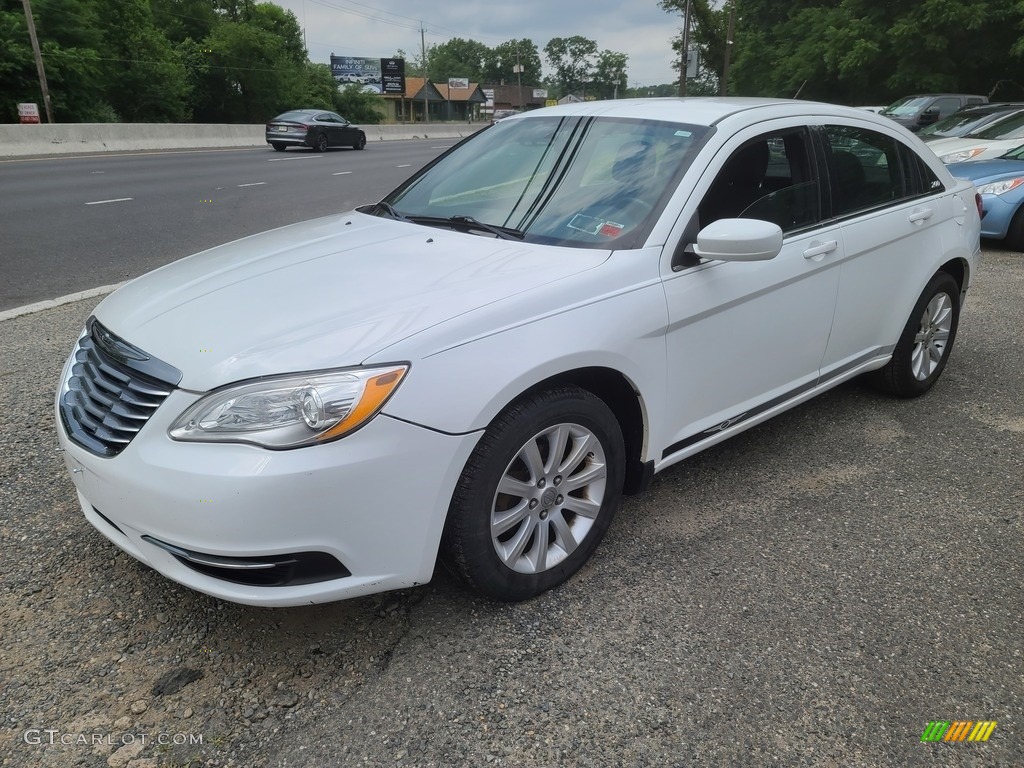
442 387 625 601
313 132 328 152
871 271 961 397
271 142 287 152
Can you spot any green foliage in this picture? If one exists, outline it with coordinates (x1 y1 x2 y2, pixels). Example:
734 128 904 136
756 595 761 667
544 35 599 97
662 0 1024 103
592 50 628 99
333 82 384 124
430 37 488 81
483 39 542 85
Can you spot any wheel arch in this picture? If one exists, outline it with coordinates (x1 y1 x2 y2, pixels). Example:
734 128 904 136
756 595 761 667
507 366 652 496
937 256 971 304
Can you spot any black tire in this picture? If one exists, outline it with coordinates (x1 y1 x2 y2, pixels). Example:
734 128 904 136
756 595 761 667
442 386 625 602
312 132 328 152
871 271 961 397
353 132 366 150
271 142 287 152
1005 205 1024 252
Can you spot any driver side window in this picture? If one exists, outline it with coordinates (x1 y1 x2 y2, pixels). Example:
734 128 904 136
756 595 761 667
698 129 822 234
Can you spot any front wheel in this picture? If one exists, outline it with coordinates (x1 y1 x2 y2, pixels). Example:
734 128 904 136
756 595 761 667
353 133 366 150
871 271 961 397
442 387 625 601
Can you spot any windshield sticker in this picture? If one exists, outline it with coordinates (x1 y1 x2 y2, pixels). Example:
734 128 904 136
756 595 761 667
567 214 625 236
567 214 604 234
674 130 693 137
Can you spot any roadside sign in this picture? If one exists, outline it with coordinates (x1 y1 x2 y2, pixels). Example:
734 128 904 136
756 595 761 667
18 103 40 124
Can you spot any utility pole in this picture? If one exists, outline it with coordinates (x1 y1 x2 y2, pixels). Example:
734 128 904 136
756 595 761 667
679 0 692 97
720 1 736 97
420 23 429 123
514 46 523 110
21 0 54 123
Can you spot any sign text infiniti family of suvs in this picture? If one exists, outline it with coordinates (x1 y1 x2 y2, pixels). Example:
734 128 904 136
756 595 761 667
56 99 981 606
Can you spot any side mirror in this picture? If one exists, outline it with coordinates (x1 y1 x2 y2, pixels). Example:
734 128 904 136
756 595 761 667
692 218 783 262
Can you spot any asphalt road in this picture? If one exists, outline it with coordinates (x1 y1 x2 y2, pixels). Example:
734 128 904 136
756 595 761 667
0 140 459 311
0 246 1021 766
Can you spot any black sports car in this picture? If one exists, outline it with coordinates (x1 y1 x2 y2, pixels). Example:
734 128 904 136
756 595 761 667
265 109 367 152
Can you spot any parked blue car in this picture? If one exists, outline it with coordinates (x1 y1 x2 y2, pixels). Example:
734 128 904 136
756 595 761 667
948 144 1024 250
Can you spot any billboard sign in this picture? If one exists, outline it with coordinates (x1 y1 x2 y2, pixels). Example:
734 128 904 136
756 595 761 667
330 55 381 86
380 58 405 95
448 78 469 90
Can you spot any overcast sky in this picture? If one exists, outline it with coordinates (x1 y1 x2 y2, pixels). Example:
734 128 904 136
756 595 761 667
273 0 684 87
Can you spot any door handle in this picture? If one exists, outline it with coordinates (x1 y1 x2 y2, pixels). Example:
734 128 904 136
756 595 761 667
908 208 934 224
803 240 839 260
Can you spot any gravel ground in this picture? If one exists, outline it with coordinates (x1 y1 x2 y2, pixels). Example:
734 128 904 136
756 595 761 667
1 249 1021 768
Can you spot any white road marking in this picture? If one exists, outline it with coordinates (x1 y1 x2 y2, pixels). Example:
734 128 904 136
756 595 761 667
397 164 411 168
0 281 130 323
332 171 352 176
267 155 323 162
84 197 134 206
237 182 266 187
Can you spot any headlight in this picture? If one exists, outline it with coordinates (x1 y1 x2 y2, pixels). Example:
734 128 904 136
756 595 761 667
939 148 985 164
976 177 1024 196
168 365 408 448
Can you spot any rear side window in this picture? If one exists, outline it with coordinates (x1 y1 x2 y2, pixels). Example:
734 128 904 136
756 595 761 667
819 126 906 217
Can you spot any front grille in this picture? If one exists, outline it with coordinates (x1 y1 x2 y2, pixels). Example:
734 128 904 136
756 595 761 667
60 317 182 457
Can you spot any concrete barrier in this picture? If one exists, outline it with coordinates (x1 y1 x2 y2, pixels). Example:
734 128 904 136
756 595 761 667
0 122 486 158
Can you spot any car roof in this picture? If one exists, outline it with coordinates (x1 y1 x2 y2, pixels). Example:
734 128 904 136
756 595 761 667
508 97 893 129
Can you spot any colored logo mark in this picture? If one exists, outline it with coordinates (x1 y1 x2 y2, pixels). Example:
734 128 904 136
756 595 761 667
921 721 997 742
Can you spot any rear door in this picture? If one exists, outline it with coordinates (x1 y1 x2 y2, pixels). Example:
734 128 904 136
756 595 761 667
815 123 952 376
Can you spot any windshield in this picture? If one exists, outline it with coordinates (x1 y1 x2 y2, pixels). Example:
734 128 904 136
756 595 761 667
881 96 931 117
376 115 710 249
918 109 1016 138
1001 143 1024 160
972 110 1024 140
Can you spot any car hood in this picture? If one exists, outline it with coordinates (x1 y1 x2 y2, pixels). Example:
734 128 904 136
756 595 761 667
947 158 1024 183
94 212 610 391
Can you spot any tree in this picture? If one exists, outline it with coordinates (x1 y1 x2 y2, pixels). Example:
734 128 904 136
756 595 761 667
483 39 542 85
430 37 488 81
101 0 190 121
334 82 384 123
544 35 598 98
194 2 307 122
592 50 628 100
723 0 1024 104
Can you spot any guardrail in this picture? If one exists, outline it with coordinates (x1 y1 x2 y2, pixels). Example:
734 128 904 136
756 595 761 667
0 122 486 157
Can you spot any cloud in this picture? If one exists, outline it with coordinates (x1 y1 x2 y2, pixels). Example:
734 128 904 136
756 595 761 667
278 0 682 86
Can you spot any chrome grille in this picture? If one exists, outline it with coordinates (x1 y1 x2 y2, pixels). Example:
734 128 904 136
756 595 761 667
60 318 181 457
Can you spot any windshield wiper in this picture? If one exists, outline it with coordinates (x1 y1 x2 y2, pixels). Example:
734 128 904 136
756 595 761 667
447 215 525 240
372 201 409 221
371 205 524 240
403 214 525 240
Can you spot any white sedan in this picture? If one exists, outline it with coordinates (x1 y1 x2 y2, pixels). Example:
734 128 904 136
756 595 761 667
927 108 1024 163
56 98 981 606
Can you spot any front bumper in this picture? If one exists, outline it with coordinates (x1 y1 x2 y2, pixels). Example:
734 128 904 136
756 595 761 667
979 193 1016 240
56 385 481 606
